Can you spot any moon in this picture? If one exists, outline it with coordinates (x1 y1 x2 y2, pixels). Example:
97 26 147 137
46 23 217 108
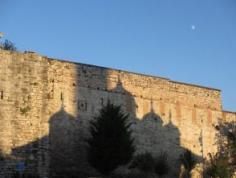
191 25 196 30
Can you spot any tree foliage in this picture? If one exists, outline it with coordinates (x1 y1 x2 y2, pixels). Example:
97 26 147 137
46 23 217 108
206 153 230 178
130 151 169 177
130 152 155 172
179 150 196 173
0 39 17 51
205 122 236 178
87 101 135 175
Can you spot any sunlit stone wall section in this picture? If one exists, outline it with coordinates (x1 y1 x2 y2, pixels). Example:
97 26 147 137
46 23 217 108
0 50 235 177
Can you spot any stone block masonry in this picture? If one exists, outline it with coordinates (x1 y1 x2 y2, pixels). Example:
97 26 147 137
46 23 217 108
0 50 235 177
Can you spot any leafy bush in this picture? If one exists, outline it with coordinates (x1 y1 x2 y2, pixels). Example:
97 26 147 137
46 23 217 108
205 153 230 178
130 152 169 177
130 152 155 172
179 150 196 174
204 122 236 178
1 39 17 51
109 170 154 178
12 171 39 178
154 152 169 177
87 101 135 175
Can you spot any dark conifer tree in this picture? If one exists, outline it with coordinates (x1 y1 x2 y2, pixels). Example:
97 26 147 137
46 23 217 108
87 101 135 175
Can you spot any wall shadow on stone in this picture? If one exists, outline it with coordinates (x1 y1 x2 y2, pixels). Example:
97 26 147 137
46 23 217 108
10 107 97 178
1 66 204 178
110 80 203 177
49 106 85 178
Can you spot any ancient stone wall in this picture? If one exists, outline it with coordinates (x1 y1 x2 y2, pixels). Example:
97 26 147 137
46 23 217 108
0 50 235 177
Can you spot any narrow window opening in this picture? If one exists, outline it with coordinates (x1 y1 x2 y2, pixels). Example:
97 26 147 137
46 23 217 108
0 91 3 100
61 92 64 101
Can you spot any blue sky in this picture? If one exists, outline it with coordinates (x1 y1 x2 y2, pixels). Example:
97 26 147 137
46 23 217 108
1 0 236 111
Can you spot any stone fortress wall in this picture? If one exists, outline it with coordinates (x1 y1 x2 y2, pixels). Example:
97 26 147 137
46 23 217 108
0 50 235 177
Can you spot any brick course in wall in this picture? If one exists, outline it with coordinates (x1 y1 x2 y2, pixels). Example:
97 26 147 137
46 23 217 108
0 50 235 177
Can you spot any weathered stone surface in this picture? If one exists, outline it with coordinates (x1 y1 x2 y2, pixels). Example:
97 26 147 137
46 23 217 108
0 50 235 177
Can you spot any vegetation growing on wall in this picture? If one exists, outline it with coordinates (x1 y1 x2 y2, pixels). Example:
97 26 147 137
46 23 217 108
0 34 17 51
0 40 17 51
20 106 31 115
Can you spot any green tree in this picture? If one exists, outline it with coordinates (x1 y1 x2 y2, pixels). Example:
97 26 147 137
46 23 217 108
205 122 236 178
206 153 230 178
0 33 17 51
87 101 135 175
1 40 17 51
